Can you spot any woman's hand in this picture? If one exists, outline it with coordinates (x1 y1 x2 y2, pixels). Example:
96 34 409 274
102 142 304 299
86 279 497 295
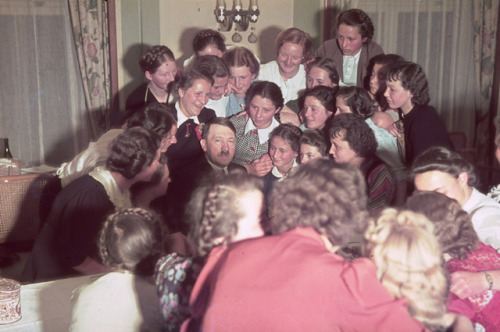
386 121 402 138
450 271 490 299
244 154 273 177
279 107 301 126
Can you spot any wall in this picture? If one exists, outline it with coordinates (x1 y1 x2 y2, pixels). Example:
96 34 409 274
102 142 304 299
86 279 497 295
115 0 322 109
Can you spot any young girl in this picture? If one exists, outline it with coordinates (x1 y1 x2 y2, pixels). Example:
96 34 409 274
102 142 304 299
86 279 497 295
280 57 339 125
230 81 284 176
258 28 313 103
384 61 451 164
329 113 395 212
222 47 260 117
299 129 328 164
183 29 226 67
336 86 405 199
165 69 215 173
264 124 301 198
368 53 405 121
155 173 265 332
299 85 336 132
406 191 500 331
126 45 178 113
316 8 383 87
365 208 455 331
71 208 167 331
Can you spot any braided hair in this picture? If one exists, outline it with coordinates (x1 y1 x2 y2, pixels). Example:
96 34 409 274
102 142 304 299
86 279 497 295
139 45 175 74
187 172 264 256
192 29 226 55
98 207 166 276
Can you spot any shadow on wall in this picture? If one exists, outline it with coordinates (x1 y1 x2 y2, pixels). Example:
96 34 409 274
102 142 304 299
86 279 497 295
177 27 207 67
119 43 153 112
257 26 282 64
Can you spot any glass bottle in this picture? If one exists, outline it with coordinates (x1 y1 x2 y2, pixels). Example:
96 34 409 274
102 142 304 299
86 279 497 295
2 138 13 159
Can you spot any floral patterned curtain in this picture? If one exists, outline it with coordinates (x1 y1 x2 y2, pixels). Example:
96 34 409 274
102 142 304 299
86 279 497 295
68 0 111 139
473 0 499 164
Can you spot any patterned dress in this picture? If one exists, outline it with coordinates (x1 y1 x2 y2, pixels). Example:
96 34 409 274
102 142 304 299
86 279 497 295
446 242 500 331
154 253 205 332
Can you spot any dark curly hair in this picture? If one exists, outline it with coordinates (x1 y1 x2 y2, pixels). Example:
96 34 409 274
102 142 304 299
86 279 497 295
368 54 406 106
386 61 430 106
299 129 328 157
106 127 161 180
299 85 336 114
405 191 478 260
306 57 340 86
275 28 314 63
126 103 176 137
329 113 377 159
338 9 375 42
336 86 374 119
99 207 166 277
192 29 226 56
139 45 175 74
270 158 370 246
269 124 302 154
244 81 284 112
410 146 479 188
187 172 264 256
222 46 260 77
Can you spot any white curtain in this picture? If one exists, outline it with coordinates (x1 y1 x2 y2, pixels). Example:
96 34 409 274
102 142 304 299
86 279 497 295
327 0 478 148
0 0 90 167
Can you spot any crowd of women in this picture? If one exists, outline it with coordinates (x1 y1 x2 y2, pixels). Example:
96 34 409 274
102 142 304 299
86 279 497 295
26 7 500 331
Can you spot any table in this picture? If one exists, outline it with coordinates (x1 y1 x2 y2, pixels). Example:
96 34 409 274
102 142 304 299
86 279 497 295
1 274 102 331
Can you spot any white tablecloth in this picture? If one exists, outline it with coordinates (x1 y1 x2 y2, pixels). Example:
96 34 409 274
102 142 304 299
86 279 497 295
1 274 101 331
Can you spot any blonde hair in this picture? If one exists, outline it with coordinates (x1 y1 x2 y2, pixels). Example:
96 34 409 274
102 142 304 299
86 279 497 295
365 208 450 331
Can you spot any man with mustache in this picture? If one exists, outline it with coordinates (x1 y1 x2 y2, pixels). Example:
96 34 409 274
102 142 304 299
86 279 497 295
166 117 246 233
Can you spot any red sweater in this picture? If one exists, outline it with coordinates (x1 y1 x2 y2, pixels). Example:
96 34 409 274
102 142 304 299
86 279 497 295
182 227 427 332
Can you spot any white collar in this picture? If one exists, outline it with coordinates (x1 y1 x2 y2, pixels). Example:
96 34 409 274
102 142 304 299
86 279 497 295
343 48 362 61
89 166 132 208
271 159 299 181
244 117 280 145
175 101 200 127
207 158 229 174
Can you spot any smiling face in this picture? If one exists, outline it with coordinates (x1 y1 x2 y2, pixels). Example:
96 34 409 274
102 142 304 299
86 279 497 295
146 60 178 91
300 143 323 164
337 23 366 56
210 76 229 100
414 170 470 207
178 78 212 117
269 136 298 175
329 132 362 166
306 66 336 89
384 79 414 114
201 124 236 168
277 42 304 79
303 96 332 130
248 95 280 129
229 65 256 98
